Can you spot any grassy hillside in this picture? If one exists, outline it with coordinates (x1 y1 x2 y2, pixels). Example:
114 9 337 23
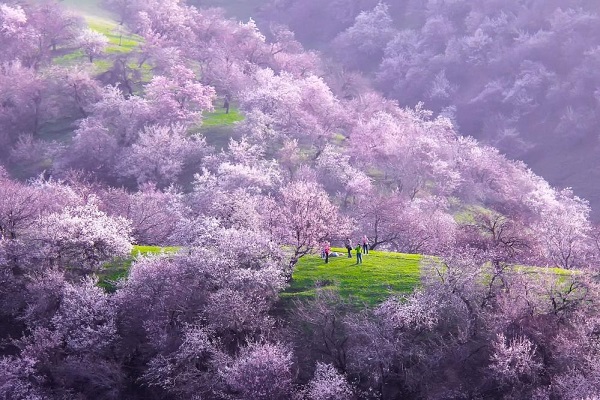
98 245 422 306
46 0 141 68
52 0 246 148
97 244 577 311
282 249 422 306
60 0 264 22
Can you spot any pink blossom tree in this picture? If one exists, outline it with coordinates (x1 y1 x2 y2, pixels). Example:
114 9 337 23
333 2 397 70
0 3 84 69
76 28 109 63
268 180 350 274
238 69 348 153
46 65 103 118
0 62 49 145
27 1 84 53
142 325 224 398
118 124 208 187
533 190 595 269
1 274 122 399
315 144 373 207
33 200 132 275
145 65 215 125
488 333 542 387
348 110 458 199
0 174 44 240
223 342 294 400
99 184 184 245
63 85 151 176
354 192 403 250
306 362 355 400
0 4 33 64
115 225 287 395
186 169 276 233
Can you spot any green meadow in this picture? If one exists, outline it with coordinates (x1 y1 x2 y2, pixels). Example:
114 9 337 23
282 248 422 306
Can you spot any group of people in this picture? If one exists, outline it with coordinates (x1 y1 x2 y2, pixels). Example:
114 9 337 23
321 236 370 265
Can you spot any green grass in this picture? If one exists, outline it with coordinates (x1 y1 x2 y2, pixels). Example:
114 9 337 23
202 105 245 127
44 0 142 68
189 103 245 150
131 245 180 256
98 245 179 292
517 266 578 276
92 58 113 71
53 49 86 66
48 0 264 22
87 17 141 54
128 62 155 86
282 248 422 306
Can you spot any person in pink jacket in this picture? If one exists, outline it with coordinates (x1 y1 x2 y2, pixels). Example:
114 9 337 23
323 241 331 264
362 235 369 255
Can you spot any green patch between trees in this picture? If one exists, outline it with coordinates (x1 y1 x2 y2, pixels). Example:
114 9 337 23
282 248 422 306
98 245 422 306
87 17 141 54
98 245 179 292
202 105 245 127
191 103 245 150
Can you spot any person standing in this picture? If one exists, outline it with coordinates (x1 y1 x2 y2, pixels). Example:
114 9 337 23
355 243 363 264
224 95 230 114
362 235 369 255
345 238 352 258
324 241 331 264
